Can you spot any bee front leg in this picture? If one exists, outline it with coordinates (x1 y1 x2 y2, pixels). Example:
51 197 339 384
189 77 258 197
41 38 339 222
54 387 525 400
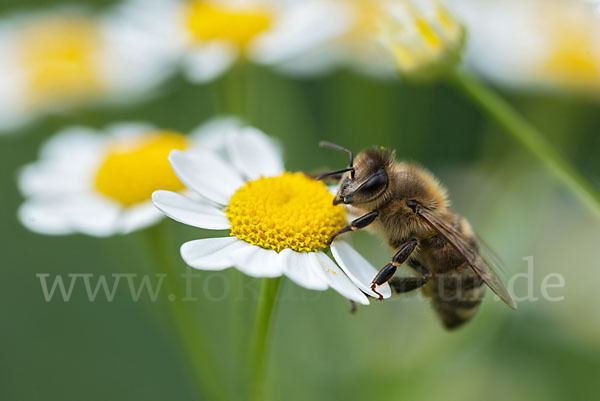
370 239 418 300
326 210 378 246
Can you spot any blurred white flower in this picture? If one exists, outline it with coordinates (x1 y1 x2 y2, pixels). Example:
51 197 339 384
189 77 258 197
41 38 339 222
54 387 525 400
251 0 463 79
17 117 241 236
0 7 175 132
455 0 600 95
152 125 391 302
118 0 288 83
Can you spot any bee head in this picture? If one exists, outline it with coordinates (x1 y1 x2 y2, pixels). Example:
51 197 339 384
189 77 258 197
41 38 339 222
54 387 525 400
334 164 388 205
317 143 392 206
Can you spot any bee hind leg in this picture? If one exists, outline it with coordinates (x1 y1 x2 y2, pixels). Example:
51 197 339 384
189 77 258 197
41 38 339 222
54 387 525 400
389 277 429 294
390 260 431 294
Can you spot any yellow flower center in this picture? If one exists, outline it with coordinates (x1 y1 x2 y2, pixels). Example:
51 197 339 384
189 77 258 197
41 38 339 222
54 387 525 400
19 17 104 105
94 132 188 206
183 1 272 47
225 172 346 253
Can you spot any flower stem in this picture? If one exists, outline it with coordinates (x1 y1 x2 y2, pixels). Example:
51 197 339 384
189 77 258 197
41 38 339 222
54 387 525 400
450 71 600 220
141 223 230 401
248 277 282 401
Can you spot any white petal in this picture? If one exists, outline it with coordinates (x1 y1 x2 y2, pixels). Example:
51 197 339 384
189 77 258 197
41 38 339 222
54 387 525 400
182 41 238 83
189 116 243 154
280 249 328 291
168 149 244 205
230 244 284 278
63 194 122 237
18 200 74 236
0 34 29 132
227 127 284 179
118 201 164 234
19 194 121 237
152 190 229 230
18 160 92 198
39 127 104 160
181 237 246 270
327 184 339 196
100 2 180 98
249 0 352 66
18 128 104 198
309 252 369 305
330 241 392 299
105 122 156 140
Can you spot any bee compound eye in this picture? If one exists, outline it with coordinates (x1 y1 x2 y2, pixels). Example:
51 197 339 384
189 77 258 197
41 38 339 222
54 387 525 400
357 169 387 196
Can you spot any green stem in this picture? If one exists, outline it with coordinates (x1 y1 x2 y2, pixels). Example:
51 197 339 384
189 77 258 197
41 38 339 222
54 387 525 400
221 60 247 118
142 223 230 401
450 71 600 220
248 277 282 401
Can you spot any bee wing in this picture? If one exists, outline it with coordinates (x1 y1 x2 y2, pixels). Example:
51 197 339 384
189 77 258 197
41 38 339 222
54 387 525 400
416 208 517 310
475 233 509 278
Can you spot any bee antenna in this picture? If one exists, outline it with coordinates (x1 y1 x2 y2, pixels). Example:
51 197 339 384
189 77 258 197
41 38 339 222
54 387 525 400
315 167 355 181
319 141 355 179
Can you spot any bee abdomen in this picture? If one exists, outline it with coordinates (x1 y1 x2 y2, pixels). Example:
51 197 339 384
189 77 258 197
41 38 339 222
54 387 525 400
433 297 483 330
428 267 486 330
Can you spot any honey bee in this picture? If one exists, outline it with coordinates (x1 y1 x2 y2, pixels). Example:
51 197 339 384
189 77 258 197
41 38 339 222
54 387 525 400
318 142 516 329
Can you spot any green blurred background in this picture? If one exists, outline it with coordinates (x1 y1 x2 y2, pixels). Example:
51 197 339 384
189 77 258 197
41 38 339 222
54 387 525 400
2 1 600 400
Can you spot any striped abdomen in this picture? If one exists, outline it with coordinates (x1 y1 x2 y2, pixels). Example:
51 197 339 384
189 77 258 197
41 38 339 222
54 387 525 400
425 262 485 329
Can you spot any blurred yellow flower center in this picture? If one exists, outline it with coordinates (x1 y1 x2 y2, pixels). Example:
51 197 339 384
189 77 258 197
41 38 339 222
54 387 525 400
183 1 272 47
225 172 346 252
19 17 103 105
95 133 188 206
540 23 600 91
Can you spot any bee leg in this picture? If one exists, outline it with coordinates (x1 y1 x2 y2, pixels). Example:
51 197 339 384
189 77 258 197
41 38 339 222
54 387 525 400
371 263 396 300
348 300 358 314
407 259 430 278
391 239 418 267
389 260 431 294
326 210 379 246
370 240 419 300
389 277 429 294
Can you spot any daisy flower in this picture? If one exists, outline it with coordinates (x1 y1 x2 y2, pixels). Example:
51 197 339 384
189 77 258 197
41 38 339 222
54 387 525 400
0 7 174 132
250 0 463 79
152 125 391 304
17 117 241 236
118 0 286 83
454 0 600 95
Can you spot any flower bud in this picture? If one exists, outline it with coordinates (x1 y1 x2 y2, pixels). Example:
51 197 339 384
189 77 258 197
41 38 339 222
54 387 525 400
377 0 464 81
